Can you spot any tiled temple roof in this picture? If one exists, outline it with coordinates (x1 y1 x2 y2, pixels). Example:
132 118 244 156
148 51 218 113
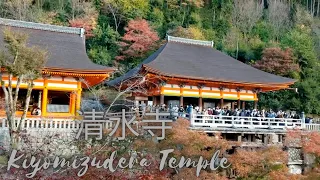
108 36 295 86
0 18 114 73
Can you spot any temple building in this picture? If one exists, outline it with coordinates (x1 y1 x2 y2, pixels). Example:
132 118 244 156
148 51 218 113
109 36 296 110
0 18 114 118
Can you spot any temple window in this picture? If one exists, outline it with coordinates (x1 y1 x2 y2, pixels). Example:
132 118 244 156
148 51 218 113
47 91 70 113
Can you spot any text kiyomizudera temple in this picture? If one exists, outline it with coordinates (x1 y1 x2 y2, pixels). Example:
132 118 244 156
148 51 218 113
0 18 115 118
109 36 296 111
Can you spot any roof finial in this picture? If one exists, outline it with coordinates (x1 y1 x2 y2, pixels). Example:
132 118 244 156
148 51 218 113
167 35 214 47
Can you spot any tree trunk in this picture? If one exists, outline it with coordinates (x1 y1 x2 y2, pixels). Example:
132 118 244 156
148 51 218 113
182 6 186 26
236 35 239 60
8 74 13 118
20 81 33 126
108 4 119 32
0 73 12 139
12 76 23 125
312 0 316 16
317 0 320 17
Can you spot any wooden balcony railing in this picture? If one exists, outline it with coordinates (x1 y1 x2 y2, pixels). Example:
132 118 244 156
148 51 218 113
189 114 303 130
0 109 319 132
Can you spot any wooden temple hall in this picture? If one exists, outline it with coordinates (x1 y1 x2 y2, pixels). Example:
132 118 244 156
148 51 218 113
109 36 296 111
0 18 115 118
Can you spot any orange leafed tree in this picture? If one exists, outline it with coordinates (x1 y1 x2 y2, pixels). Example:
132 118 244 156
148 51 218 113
286 130 320 157
158 119 232 159
69 17 97 37
285 130 320 179
116 18 159 61
253 47 300 77
229 146 289 179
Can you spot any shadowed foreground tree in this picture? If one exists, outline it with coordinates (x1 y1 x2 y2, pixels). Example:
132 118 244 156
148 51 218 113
0 28 47 150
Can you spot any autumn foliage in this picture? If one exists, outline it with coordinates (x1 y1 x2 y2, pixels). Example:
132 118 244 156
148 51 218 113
158 118 232 159
229 146 288 178
286 130 320 157
253 47 300 77
116 18 159 61
69 17 97 37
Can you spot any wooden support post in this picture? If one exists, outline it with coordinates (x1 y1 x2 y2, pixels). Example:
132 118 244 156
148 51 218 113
231 102 234 111
180 96 183 107
152 96 157 106
237 99 240 109
38 91 42 108
279 134 282 143
237 134 242 142
41 78 48 116
198 85 203 111
254 100 258 109
70 92 76 116
160 86 165 105
198 97 203 111
219 87 224 108
160 94 164 105
220 98 224 108
263 134 268 145
252 134 256 143
248 134 252 142
242 101 245 110
76 81 82 114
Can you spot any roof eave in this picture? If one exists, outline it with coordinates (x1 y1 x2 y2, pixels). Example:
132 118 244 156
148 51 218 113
143 65 296 87
44 67 116 74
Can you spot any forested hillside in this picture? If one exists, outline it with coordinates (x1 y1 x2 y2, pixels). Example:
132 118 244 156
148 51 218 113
1 0 319 115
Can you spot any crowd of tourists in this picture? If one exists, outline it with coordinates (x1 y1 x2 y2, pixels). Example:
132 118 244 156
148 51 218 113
130 103 313 122
150 104 302 119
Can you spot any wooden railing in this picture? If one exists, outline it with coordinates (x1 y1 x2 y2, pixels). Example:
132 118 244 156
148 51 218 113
189 114 304 130
0 110 319 132
0 109 171 130
0 118 81 130
305 124 320 131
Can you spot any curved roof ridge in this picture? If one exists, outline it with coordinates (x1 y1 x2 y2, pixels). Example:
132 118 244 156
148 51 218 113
0 21 113 72
0 18 84 37
167 35 214 47
107 43 167 86
108 40 296 87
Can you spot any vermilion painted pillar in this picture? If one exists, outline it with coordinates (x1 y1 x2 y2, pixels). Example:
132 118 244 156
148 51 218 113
41 78 48 116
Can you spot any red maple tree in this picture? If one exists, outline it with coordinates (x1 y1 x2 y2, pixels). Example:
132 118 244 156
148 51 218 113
253 47 300 77
116 18 159 61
